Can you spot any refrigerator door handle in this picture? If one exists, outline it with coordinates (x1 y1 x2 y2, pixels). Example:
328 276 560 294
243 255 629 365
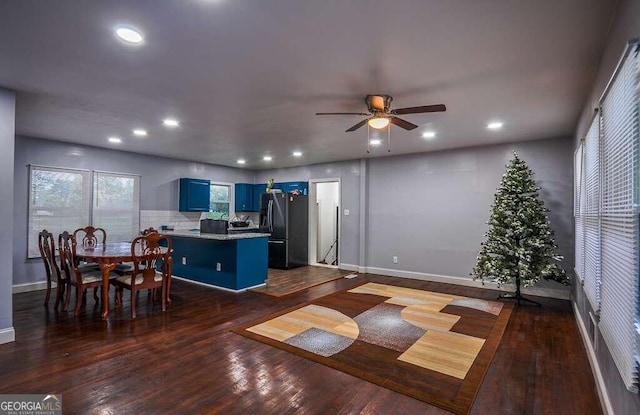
268 199 274 232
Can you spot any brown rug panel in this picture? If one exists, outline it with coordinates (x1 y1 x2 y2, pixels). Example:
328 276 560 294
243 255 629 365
233 282 513 415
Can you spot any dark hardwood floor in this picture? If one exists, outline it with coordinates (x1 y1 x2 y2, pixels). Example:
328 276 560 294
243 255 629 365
250 265 351 297
0 272 602 415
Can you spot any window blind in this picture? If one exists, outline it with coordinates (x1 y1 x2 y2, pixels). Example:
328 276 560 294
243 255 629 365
583 115 601 313
598 43 639 392
28 166 90 258
92 172 140 242
574 142 585 282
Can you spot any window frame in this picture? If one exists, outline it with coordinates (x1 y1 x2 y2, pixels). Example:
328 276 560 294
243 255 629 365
209 181 234 218
27 165 141 259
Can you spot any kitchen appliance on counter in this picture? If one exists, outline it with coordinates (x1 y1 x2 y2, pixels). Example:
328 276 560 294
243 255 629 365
200 219 228 234
259 192 308 269
229 215 250 228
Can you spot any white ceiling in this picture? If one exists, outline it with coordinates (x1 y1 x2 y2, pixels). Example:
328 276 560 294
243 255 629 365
0 0 617 169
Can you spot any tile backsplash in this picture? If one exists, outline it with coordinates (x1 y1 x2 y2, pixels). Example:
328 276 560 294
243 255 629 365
140 210 260 231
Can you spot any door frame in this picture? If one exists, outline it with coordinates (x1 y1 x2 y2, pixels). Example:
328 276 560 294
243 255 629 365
308 178 341 267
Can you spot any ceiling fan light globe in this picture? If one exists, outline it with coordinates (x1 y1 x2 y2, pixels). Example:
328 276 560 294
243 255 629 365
368 117 390 129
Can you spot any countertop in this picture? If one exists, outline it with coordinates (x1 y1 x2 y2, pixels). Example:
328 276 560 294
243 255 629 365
165 230 270 241
228 225 260 231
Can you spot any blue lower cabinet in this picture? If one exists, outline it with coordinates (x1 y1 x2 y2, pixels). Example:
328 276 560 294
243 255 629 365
170 235 267 290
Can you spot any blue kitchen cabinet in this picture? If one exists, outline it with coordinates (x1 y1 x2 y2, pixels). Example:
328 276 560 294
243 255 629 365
179 178 211 212
235 183 255 212
253 183 266 211
274 181 308 195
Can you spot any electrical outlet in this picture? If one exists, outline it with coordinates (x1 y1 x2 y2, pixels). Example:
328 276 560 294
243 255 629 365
182 257 187 265
216 262 221 271
393 256 398 264
344 209 350 216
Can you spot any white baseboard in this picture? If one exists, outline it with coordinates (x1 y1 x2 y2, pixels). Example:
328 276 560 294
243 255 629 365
572 300 613 415
171 275 265 293
337 265 570 300
339 263 366 273
13 281 54 294
0 327 15 344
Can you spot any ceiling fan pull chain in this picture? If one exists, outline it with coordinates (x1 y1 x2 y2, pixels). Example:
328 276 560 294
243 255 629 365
386 126 390 152
366 124 371 153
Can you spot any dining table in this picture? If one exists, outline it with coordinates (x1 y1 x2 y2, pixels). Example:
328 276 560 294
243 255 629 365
76 242 169 319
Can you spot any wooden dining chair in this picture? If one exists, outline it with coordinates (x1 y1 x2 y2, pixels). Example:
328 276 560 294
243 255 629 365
112 233 173 319
59 231 118 316
38 229 66 310
113 227 160 276
141 227 158 235
73 226 106 249
71 226 105 272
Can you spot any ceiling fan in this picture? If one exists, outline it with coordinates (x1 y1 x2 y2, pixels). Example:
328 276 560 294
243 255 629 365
315 94 446 132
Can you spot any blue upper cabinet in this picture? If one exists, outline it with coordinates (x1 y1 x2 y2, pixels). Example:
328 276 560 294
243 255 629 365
275 181 308 195
235 183 255 212
234 182 307 212
253 183 266 211
179 178 211 212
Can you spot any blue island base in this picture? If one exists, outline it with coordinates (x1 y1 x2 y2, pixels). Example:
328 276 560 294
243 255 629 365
169 234 268 291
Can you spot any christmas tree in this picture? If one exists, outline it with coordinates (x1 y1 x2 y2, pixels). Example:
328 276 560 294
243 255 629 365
473 153 569 305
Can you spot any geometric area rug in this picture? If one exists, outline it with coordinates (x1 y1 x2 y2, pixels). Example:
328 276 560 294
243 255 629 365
232 282 513 415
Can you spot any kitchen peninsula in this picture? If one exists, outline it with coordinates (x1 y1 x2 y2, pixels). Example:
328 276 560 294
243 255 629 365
165 230 269 291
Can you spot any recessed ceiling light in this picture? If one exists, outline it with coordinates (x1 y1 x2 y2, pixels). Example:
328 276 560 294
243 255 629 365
292 151 303 157
422 131 436 139
369 139 382 146
237 159 246 165
133 129 147 137
108 137 122 144
487 121 503 130
263 156 273 161
115 26 144 44
163 119 179 127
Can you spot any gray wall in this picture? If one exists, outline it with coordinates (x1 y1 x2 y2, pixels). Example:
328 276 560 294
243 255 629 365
365 137 573 281
255 160 363 267
13 135 254 285
572 0 640 413
256 137 573 287
0 89 15 334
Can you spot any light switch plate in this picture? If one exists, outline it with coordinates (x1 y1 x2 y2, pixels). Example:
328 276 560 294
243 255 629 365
344 209 350 216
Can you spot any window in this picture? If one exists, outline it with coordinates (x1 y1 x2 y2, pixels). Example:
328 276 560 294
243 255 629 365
574 142 584 282
574 41 639 392
28 166 90 258
28 166 140 258
210 183 231 218
93 172 140 242
597 42 639 392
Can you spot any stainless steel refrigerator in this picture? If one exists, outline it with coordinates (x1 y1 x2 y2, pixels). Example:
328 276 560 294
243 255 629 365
259 192 308 269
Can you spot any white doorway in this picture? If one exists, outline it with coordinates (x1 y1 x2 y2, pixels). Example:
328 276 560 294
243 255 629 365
309 179 340 267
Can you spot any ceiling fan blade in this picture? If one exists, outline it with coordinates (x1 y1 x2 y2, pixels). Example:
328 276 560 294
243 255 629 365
316 112 370 116
345 119 369 132
392 104 446 115
390 117 418 130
